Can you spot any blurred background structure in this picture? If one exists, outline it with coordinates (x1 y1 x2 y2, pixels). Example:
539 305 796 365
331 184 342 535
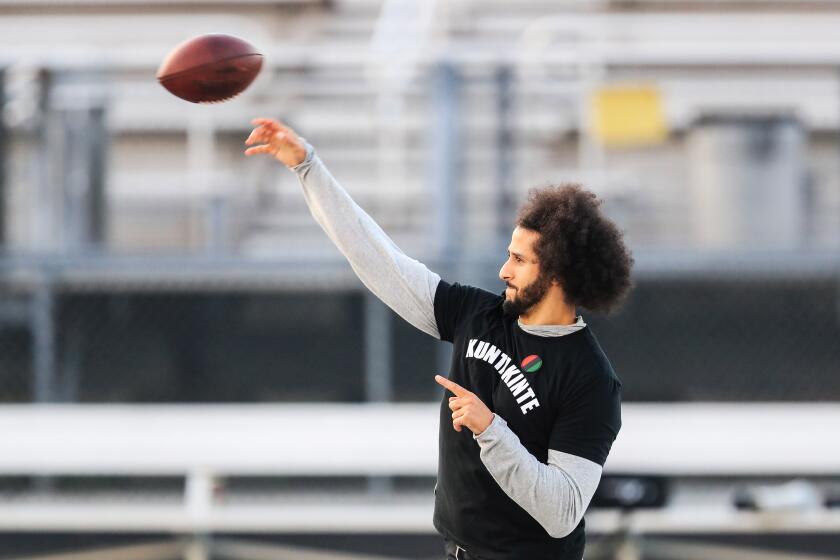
0 0 840 559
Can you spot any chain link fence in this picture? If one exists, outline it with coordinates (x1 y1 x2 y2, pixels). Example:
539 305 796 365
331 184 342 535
1 260 838 404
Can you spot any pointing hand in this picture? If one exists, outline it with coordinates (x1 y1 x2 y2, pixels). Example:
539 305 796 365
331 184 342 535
435 375 494 436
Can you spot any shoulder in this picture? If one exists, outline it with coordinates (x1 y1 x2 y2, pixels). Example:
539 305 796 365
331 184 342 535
432 280 504 342
556 328 622 407
434 280 503 315
575 328 621 386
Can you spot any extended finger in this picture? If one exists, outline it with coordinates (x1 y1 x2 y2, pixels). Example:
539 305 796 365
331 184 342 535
244 127 269 145
248 121 279 139
251 117 296 138
245 126 282 146
244 144 274 156
435 374 469 397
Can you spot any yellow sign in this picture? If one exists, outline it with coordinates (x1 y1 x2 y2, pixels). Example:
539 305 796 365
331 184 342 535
591 85 667 147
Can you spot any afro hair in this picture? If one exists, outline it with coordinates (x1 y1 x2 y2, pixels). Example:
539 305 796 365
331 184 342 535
516 184 634 313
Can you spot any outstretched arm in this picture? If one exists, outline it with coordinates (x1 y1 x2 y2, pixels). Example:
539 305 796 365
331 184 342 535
245 118 441 339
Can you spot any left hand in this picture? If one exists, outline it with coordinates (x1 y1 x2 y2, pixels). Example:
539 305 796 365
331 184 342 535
435 374 494 435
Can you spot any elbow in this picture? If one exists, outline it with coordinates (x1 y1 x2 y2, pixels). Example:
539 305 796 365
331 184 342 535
546 525 573 539
544 513 583 539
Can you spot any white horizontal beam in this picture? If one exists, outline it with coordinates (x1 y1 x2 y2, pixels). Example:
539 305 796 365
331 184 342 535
1 403 839 476
8 41 840 71
0 404 439 476
1 500 840 534
0 499 436 533
606 403 840 476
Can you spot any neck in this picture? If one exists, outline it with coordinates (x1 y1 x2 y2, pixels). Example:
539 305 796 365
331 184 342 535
518 286 577 326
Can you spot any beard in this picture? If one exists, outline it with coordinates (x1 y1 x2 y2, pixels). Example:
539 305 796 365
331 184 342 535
502 273 553 319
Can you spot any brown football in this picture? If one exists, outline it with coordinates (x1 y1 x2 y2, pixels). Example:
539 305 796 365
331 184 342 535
157 34 263 103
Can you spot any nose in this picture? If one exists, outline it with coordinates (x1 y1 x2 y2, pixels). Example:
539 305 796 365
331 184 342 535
499 257 512 282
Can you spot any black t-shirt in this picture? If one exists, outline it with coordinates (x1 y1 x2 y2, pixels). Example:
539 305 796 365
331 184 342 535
432 281 622 560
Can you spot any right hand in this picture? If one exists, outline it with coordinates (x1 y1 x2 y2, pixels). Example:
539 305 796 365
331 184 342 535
244 118 308 168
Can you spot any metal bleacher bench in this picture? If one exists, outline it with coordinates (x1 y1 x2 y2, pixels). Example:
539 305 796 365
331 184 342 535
1 403 839 534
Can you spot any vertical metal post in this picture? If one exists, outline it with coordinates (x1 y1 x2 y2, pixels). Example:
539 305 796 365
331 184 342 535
496 64 515 248
183 535 210 560
0 68 6 246
429 62 462 390
32 273 56 403
87 104 107 248
63 109 90 252
364 292 392 403
32 69 52 251
60 329 82 402
205 195 229 256
40 70 108 253
429 62 462 264
364 292 393 494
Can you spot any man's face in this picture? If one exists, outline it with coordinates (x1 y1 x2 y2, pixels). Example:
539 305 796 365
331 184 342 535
499 226 552 318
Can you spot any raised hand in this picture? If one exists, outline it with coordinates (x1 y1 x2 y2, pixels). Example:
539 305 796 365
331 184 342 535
244 117 308 168
435 375 494 435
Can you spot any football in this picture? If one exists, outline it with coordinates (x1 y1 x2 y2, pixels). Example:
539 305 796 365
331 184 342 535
157 34 263 103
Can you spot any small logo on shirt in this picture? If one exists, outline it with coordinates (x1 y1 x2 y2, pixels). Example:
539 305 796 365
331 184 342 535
521 354 543 373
